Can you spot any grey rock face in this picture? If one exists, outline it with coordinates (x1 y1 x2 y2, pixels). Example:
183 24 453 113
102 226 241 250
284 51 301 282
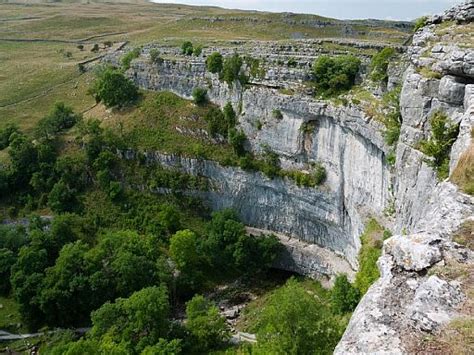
439 75 466 104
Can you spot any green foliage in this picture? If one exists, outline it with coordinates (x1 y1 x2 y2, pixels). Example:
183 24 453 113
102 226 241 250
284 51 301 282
192 87 207 105
419 111 459 180
121 47 141 71
287 58 297 68
90 285 171 353
206 52 224 74
233 234 281 276
149 49 163 65
331 274 360 314
0 248 15 295
414 16 428 32
185 295 230 352
181 41 194 56
354 219 386 295
370 47 396 83
204 107 226 136
222 54 245 86
223 102 237 128
261 145 280 178
0 124 19 150
245 57 266 79
383 87 402 146
272 109 283 120
312 55 361 97
253 278 345 354
285 163 326 188
90 67 139 108
48 179 78 213
228 128 247 156
193 45 203 57
141 339 182 355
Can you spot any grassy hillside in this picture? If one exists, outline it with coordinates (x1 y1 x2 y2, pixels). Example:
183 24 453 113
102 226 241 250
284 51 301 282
0 0 411 131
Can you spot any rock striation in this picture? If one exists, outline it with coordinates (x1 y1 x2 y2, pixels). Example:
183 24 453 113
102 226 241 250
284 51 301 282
102 1 473 352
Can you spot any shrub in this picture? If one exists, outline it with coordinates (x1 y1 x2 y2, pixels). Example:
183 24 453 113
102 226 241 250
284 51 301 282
414 16 428 32
370 47 396 83
206 52 223 74
35 102 81 138
287 58 297 68
312 55 361 97
181 41 194 56
331 274 360 314
223 102 237 128
272 109 283 120
222 54 244 85
192 87 207 105
228 128 247 156
354 219 386 295
419 111 459 180
0 124 19 149
383 86 402 146
121 47 140 70
149 49 163 64
91 43 99 52
204 107 226 137
261 145 280 178
193 45 203 56
89 67 139 108
186 295 230 352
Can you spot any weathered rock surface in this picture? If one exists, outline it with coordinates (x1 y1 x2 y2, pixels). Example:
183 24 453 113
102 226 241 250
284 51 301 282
103 1 473 352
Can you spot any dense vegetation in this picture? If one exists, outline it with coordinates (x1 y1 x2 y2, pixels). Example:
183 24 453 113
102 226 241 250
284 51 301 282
312 55 361 97
419 111 459 180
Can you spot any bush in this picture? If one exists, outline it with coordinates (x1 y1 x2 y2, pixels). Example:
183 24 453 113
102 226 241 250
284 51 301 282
193 45 203 57
192 87 208 105
206 52 223 74
312 55 361 97
0 124 19 150
261 145 280 178
414 16 428 32
228 128 247 156
419 111 459 180
222 54 245 85
331 274 360 314
181 41 194 56
223 102 237 128
370 47 396 83
89 67 139 108
287 58 297 68
185 295 230 352
272 109 283 120
149 49 163 64
204 107 226 137
383 87 402 146
35 102 81 138
121 47 140 70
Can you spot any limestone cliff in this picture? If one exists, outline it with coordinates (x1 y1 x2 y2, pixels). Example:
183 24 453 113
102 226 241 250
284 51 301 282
103 1 473 352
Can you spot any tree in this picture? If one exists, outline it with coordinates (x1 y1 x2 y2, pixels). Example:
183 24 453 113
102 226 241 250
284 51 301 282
158 204 181 234
0 124 19 150
228 128 247 156
331 274 360 314
35 102 81 139
90 67 139 108
181 41 194 56
222 54 244 85
223 102 237 128
312 55 361 97
0 248 15 294
90 286 171 353
170 230 200 271
185 295 230 351
204 107 226 137
192 88 207 105
48 179 77 213
255 278 343 354
38 241 91 327
233 234 281 275
141 339 182 355
206 52 223 74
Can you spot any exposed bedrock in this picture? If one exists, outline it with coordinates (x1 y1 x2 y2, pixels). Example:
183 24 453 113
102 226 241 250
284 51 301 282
123 56 393 270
